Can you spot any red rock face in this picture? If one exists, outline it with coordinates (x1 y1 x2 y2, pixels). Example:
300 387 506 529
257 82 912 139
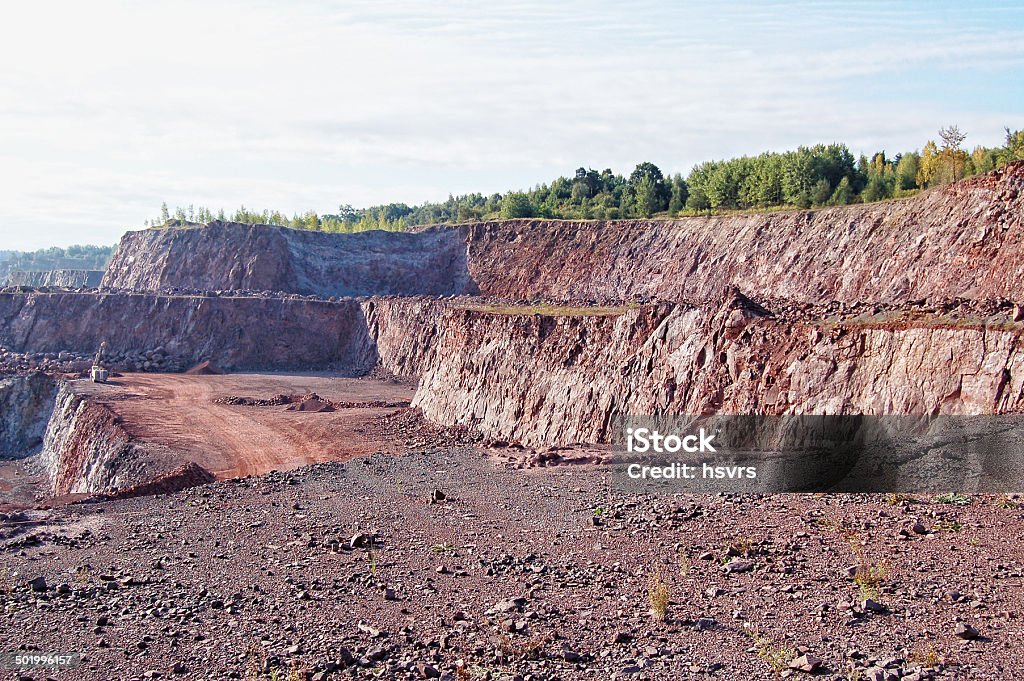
464 162 1024 304
0 291 377 372
100 163 1024 305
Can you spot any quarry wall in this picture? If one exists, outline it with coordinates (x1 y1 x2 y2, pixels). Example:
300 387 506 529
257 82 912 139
5 270 104 288
0 373 58 457
407 298 1024 446
98 163 1023 305
102 221 478 297
41 383 145 495
464 163 1024 304
0 291 377 372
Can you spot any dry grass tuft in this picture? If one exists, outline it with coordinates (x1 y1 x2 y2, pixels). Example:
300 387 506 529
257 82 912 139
647 570 670 622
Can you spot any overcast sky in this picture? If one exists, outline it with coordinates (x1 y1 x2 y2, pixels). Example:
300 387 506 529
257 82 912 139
1 0 1022 250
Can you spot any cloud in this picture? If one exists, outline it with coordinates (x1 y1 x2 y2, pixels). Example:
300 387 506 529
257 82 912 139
0 0 1022 249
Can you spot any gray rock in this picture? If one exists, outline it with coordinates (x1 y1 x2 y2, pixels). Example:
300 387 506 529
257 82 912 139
955 622 979 640
724 559 754 574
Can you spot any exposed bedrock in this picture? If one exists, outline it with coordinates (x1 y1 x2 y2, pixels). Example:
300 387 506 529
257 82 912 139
0 291 377 372
4 270 104 288
401 297 1024 446
464 163 1024 304
0 372 58 457
41 383 151 495
102 221 478 297
99 163 1023 304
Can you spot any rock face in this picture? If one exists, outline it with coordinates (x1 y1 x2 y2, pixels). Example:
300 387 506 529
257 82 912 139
41 383 145 494
7 164 1024 490
463 162 1024 304
0 373 58 457
0 291 377 372
380 297 1024 446
4 270 104 288
101 221 478 297
100 162 1024 304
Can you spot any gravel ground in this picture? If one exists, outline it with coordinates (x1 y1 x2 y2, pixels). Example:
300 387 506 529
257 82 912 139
1 448 1022 681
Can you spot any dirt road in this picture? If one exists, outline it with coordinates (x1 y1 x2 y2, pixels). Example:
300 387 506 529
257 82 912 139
72 373 418 479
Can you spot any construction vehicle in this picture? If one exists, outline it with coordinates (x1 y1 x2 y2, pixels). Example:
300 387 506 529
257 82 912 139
91 341 109 383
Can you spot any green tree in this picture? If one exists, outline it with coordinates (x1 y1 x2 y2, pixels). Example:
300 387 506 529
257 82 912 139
628 162 669 215
500 192 534 219
667 174 688 214
829 177 854 205
999 127 1024 166
938 125 968 183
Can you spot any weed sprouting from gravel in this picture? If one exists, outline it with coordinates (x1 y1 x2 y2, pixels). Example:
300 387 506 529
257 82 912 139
495 633 548 661
743 623 796 676
728 535 755 557
821 514 891 602
853 561 890 602
74 564 93 585
934 493 972 506
676 548 691 578
367 536 378 577
647 570 670 622
907 642 945 669
244 643 269 680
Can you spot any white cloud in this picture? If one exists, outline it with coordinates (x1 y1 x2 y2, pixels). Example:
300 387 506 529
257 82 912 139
0 0 1022 249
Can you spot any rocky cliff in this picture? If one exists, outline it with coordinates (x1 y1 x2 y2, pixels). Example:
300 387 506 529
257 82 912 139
5 270 104 288
102 221 477 297
0 373 58 457
0 291 376 372
463 162 1024 304
401 296 1024 446
100 163 1024 305
41 383 148 494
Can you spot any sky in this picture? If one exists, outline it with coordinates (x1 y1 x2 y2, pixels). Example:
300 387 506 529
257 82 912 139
1 0 1022 250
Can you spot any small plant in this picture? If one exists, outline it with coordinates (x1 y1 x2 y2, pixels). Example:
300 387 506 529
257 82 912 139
996 495 1019 509
728 535 755 556
431 542 456 554
907 642 944 669
825 515 890 602
677 548 691 578
886 493 919 505
244 643 268 680
74 564 93 585
853 560 890 601
934 493 972 506
495 633 547 661
647 571 670 622
932 520 962 533
744 623 796 676
367 538 378 577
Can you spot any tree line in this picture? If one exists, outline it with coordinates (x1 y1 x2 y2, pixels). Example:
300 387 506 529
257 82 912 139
0 244 115 279
152 126 1024 232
